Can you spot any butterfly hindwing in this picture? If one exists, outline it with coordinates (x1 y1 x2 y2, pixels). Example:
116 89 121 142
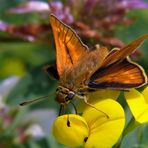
44 65 59 80
88 58 147 89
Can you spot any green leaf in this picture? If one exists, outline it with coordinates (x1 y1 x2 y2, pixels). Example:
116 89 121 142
121 123 148 148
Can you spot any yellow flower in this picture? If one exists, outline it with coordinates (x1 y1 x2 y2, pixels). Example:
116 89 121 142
124 86 148 123
142 86 148 103
52 114 89 147
52 99 125 148
77 90 120 113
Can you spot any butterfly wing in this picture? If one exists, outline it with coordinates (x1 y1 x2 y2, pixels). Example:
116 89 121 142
88 35 148 89
50 14 89 77
43 65 59 80
102 34 148 67
50 15 147 90
88 58 147 89
50 15 109 89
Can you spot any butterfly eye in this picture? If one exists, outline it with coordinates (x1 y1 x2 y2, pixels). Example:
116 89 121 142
65 92 75 101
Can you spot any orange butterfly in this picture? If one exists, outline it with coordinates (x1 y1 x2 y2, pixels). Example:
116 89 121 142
45 14 148 110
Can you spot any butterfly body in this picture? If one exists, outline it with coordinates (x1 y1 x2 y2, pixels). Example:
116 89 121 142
47 14 148 106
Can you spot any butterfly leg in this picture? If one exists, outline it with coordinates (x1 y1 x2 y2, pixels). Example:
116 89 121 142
70 102 77 114
59 105 65 116
83 97 109 119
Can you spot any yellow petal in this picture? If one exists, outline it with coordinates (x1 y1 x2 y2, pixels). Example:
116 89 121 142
52 114 89 147
88 90 120 101
82 99 125 148
124 89 148 123
142 86 148 103
77 90 120 113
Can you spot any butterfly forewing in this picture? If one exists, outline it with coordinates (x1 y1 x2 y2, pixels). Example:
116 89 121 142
50 15 89 76
102 34 148 67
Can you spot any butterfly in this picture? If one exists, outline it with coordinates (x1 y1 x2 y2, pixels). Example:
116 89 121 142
45 14 148 111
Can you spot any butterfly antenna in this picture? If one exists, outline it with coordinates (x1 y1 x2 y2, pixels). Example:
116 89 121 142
84 98 109 119
20 93 55 106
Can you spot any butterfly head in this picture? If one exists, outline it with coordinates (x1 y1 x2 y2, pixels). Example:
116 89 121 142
55 86 75 105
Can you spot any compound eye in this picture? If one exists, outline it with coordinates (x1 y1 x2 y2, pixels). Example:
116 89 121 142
65 92 75 101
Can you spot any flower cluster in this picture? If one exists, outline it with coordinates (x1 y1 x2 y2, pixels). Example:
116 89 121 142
0 0 148 47
52 86 148 147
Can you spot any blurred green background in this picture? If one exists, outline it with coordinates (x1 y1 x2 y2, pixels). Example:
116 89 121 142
0 0 148 148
